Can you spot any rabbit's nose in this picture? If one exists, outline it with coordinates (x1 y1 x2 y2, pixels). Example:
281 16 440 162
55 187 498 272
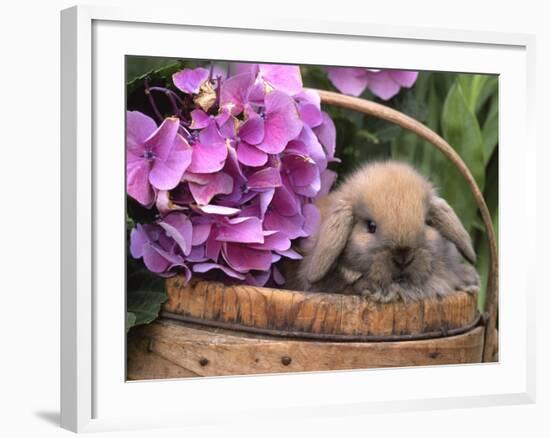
392 246 415 269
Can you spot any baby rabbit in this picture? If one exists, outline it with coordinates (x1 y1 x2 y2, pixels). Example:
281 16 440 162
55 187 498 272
290 161 480 302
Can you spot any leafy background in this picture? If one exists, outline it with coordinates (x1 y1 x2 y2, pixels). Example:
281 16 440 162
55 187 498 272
126 56 498 331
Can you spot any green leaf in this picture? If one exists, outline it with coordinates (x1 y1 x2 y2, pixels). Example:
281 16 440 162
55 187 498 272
458 74 488 113
126 56 181 83
442 81 486 186
474 151 499 311
481 94 499 162
126 61 185 95
126 214 135 232
126 312 137 333
126 260 168 330
441 81 486 233
356 129 380 145
127 288 167 327
475 206 498 310
425 78 443 131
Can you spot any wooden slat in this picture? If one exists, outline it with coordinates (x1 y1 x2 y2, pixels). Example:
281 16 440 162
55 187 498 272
126 329 199 380
164 277 478 338
127 319 485 379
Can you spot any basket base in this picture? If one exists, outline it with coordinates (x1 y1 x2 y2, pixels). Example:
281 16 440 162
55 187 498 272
127 318 485 380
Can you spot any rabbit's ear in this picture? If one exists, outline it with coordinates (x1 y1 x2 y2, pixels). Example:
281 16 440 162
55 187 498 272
428 196 476 264
306 202 354 283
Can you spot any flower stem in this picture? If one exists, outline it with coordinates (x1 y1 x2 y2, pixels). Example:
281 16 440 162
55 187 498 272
147 86 187 117
208 62 214 81
149 87 185 105
144 79 163 123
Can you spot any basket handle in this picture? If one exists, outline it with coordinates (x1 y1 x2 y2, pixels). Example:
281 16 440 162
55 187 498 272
314 89 498 361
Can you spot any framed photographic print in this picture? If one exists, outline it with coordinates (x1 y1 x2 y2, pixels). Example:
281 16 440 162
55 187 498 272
60 4 536 433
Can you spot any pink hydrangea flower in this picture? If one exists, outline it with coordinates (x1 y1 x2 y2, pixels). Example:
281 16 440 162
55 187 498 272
326 67 419 100
130 215 192 281
126 112 192 206
127 63 338 285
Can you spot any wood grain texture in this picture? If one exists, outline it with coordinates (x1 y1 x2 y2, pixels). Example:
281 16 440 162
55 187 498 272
127 329 199 380
127 319 485 379
163 277 478 338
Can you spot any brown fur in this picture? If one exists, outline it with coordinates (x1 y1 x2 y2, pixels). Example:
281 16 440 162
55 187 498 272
287 161 479 302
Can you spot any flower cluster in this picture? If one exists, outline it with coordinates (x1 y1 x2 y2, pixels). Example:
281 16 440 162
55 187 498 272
326 67 418 100
127 63 338 286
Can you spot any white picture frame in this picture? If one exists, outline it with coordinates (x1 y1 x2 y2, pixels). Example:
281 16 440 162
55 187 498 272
60 4 536 433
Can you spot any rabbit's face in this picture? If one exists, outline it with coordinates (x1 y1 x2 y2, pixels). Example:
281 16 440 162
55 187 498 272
341 163 434 288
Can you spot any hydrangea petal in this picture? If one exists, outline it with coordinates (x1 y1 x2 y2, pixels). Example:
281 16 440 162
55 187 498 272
129 225 148 258
127 155 154 206
245 270 271 287
302 204 321 236
211 64 228 80
236 142 268 167
193 263 246 280
158 213 193 256
326 67 369 96
259 189 275 218
317 169 338 199
189 109 211 129
188 172 234 204
142 117 179 163
218 116 238 139
217 217 264 243
187 141 228 173
232 63 259 76
173 67 209 94
296 88 320 106
197 204 240 215
257 90 302 154
206 234 222 261
158 262 191 281
259 64 303 95
187 245 207 262
199 119 225 147
249 232 291 251
149 134 192 190
239 112 265 145
264 210 305 240
142 244 171 273
127 111 157 155
223 143 247 181
192 223 213 246
284 154 319 187
220 72 255 115
367 71 401 100
247 167 282 190
271 177 300 217
276 248 303 260
389 70 419 88
313 112 337 159
223 243 273 272
295 88 323 127
296 127 328 170
247 82 266 104
299 103 323 128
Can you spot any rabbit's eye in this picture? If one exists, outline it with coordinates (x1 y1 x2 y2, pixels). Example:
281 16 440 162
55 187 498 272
365 219 377 234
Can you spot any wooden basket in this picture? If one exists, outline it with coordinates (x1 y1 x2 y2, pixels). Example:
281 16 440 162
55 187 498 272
127 90 498 380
